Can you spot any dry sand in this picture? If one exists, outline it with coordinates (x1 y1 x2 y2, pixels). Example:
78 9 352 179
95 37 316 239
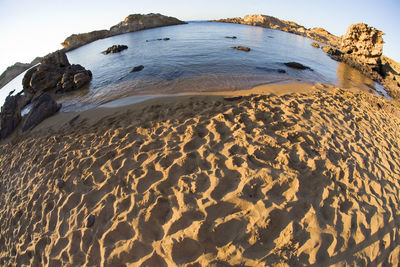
0 83 400 266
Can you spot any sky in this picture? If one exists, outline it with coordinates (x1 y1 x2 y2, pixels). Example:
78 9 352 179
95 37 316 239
0 0 399 74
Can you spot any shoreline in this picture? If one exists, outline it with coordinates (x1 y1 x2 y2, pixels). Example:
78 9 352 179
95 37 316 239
2 81 390 140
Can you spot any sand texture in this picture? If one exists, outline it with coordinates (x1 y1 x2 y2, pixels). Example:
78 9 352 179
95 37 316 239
1 85 400 266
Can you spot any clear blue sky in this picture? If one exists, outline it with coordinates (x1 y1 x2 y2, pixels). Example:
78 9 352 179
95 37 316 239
0 0 399 74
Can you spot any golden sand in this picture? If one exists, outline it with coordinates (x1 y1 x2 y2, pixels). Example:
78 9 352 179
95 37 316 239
0 83 400 266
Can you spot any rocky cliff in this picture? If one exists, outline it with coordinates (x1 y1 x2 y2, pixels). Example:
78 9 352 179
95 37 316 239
62 13 186 51
215 14 341 47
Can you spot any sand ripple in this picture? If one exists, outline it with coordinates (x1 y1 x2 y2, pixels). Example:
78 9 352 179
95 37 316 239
1 86 400 266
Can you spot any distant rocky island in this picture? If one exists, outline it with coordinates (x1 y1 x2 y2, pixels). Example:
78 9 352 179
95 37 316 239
215 14 400 98
0 13 186 91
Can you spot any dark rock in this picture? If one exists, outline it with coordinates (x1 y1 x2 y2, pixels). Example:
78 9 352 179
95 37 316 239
232 46 250 52
21 93 61 131
0 92 22 139
23 51 92 96
56 65 92 93
86 214 95 228
131 65 144 72
278 69 286 73
284 62 311 70
225 36 237 39
224 96 242 101
102 45 128 54
311 42 320 48
163 38 170 41
57 179 65 189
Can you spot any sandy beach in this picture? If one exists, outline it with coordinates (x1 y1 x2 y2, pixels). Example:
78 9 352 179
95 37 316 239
1 83 400 266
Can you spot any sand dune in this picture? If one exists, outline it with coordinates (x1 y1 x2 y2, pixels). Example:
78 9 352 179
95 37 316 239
1 84 400 266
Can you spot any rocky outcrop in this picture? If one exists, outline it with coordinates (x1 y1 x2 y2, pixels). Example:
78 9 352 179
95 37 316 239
56 64 92 93
21 93 61 132
341 23 384 67
0 92 22 139
61 14 186 52
23 50 92 96
102 45 128 54
0 57 42 90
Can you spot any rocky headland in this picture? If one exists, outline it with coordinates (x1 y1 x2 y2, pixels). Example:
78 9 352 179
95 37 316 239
61 13 186 52
215 14 400 98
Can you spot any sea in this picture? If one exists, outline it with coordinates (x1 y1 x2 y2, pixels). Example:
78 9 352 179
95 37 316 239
0 21 389 112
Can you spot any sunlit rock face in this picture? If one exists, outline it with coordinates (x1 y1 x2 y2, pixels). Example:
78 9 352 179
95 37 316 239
341 23 384 66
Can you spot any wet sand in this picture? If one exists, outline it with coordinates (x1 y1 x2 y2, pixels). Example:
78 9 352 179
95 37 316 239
0 83 400 266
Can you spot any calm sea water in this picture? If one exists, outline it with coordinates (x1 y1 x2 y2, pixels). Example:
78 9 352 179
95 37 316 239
0 21 388 112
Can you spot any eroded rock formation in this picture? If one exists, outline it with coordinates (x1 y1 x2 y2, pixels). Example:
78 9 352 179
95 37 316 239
341 23 384 67
62 13 186 52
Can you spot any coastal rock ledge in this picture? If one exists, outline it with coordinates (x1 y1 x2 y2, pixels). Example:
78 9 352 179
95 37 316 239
61 13 186 52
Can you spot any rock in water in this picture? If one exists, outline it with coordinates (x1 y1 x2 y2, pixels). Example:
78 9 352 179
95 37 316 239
284 62 311 70
21 93 61 132
232 46 250 52
322 46 343 59
86 214 95 228
131 65 144 72
311 42 320 48
225 36 237 39
341 23 384 66
102 45 128 54
0 93 22 139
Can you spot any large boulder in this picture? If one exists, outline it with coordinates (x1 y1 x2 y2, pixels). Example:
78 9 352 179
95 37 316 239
0 92 22 139
21 93 61 132
23 50 92 96
341 23 384 67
